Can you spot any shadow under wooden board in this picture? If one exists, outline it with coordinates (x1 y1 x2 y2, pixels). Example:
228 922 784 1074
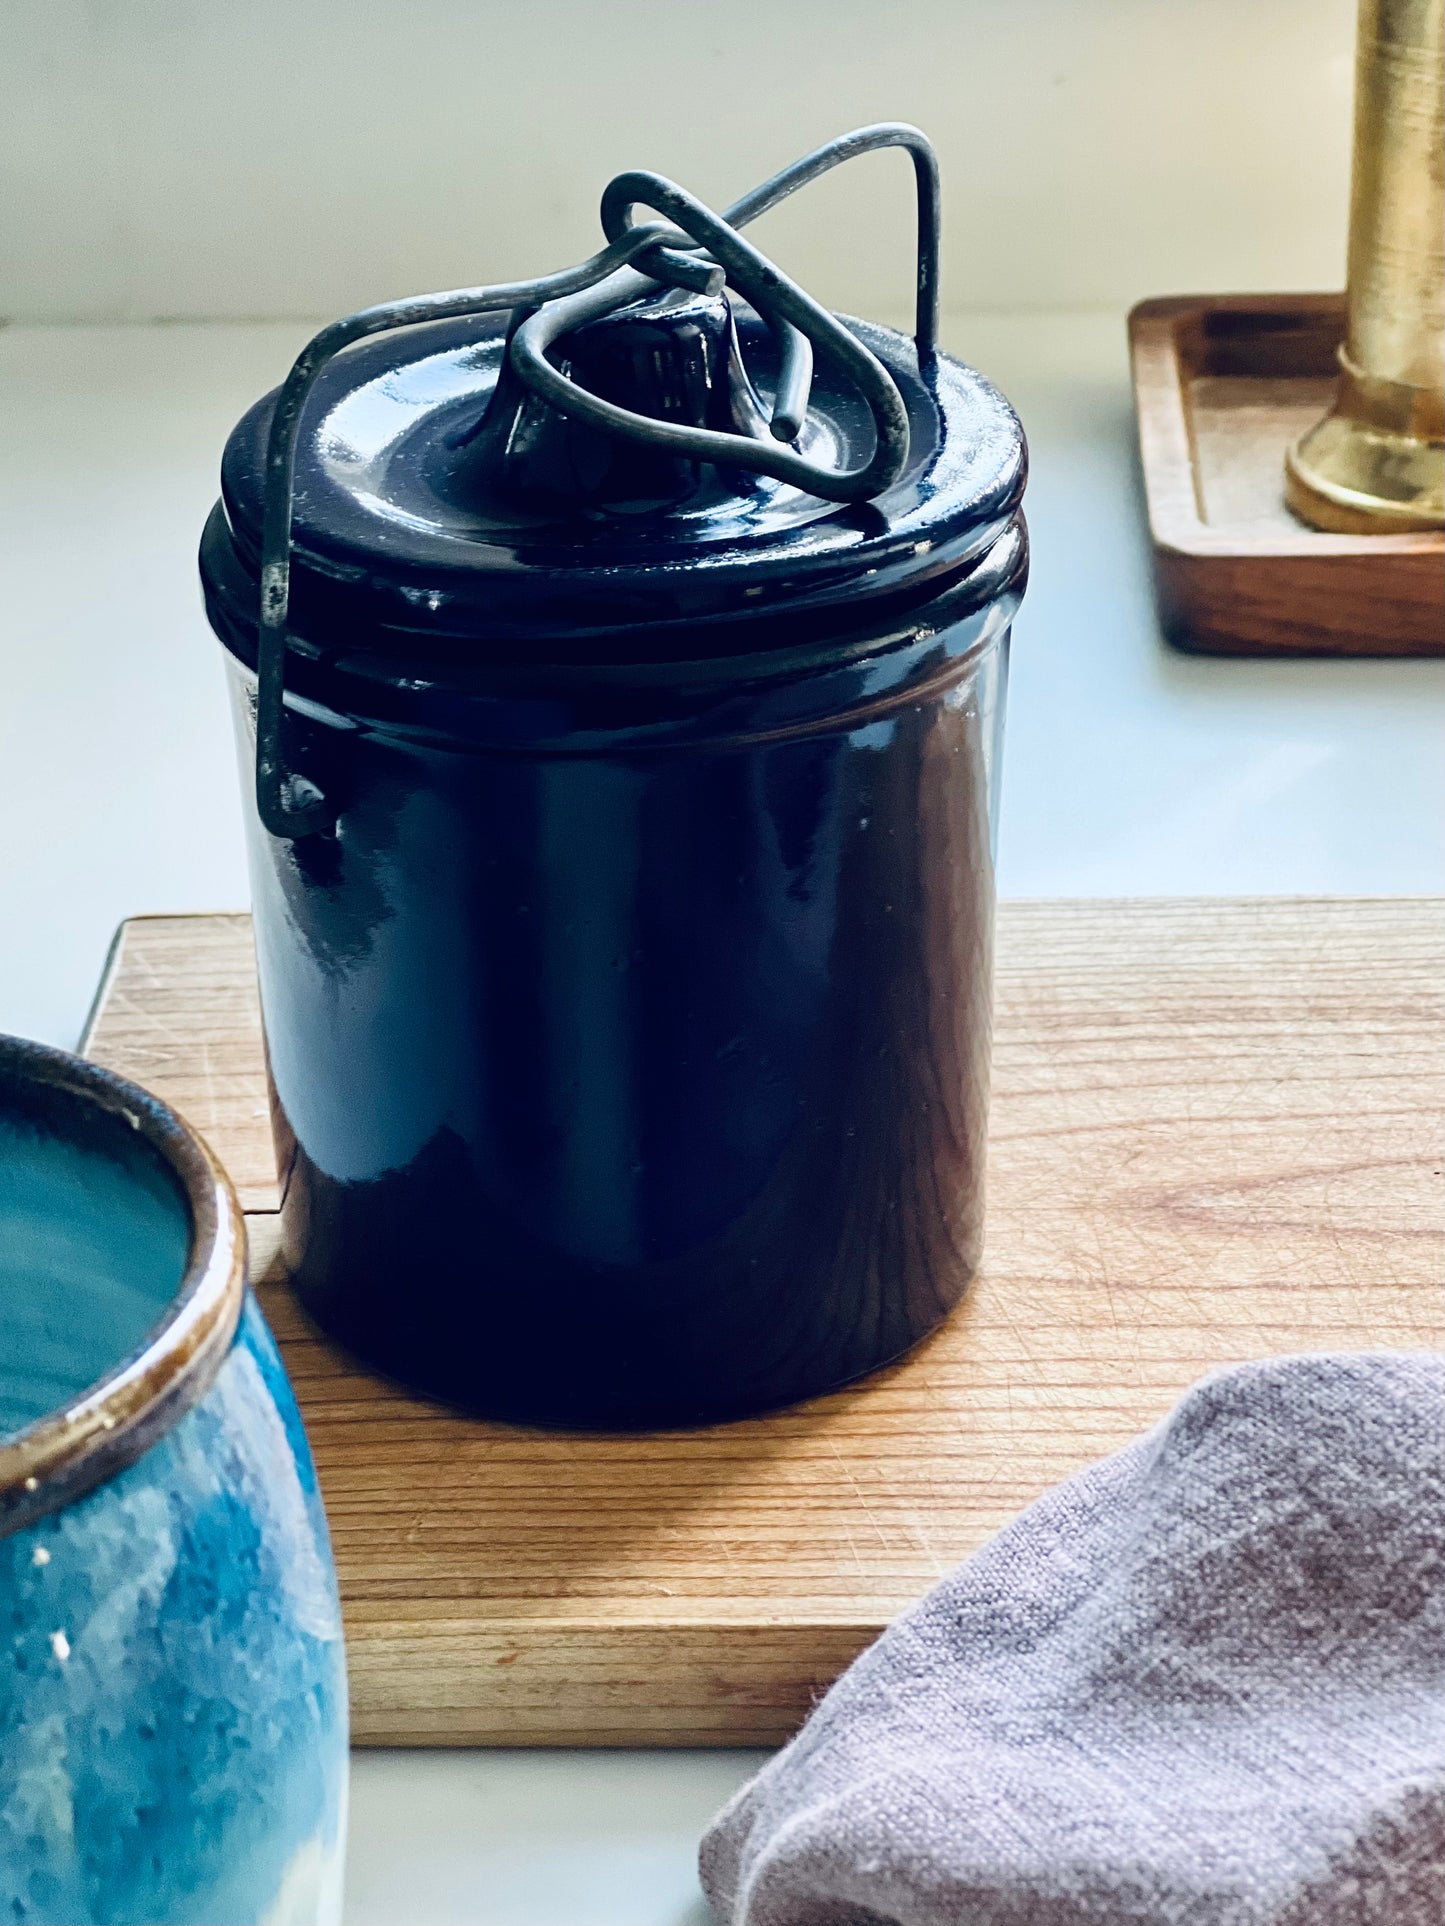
83 899 1444 1746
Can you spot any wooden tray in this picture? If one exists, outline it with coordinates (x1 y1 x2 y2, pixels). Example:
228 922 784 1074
1129 294 1444 655
83 899 1444 1745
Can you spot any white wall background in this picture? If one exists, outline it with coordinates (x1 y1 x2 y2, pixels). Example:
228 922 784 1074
4 0 1355 324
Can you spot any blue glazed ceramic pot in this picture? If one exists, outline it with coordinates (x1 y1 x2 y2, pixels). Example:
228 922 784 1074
0 1035 348 1926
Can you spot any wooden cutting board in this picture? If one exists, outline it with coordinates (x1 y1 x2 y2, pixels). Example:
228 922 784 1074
83 899 1444 1746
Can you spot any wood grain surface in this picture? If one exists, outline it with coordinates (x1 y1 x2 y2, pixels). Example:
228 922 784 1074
1129 294 1445 656
85 913 280 1213
85 899 1445 1745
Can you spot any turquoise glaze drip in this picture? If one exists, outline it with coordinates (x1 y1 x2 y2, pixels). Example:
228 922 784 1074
0 1116 190 1435
0 1297 349 1925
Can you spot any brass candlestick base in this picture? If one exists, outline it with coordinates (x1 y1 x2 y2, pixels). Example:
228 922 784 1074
1286 0 1445 534
1286 361 1445 534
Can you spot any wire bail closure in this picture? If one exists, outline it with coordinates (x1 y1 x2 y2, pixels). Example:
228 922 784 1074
254 124 942 839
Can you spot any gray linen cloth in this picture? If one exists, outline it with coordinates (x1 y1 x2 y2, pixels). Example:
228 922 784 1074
701 1353 1445 1926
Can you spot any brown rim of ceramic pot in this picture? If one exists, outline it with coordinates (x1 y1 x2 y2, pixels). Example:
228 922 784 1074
0 1033 246 1541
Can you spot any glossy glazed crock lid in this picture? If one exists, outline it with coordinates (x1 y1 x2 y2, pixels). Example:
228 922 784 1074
0 1035 246 1540
206 304 1026 666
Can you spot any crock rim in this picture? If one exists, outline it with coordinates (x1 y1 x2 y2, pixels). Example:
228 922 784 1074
0 1033 246 1539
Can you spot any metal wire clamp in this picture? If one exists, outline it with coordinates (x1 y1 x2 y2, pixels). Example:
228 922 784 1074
255 123 942 838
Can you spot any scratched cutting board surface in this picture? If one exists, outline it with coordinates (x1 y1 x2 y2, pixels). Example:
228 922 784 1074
83 898 1444 1745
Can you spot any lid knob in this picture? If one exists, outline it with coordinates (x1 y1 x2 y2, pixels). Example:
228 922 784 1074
458 289 747 514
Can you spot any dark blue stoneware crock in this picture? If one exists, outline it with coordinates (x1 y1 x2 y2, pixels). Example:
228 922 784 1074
0 1035 348 1925
200 128 1027 1428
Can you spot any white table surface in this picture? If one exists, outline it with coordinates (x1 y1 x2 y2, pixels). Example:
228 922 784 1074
2 311 1441 1923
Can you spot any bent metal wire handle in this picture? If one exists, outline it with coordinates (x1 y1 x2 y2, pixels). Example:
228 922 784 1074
255 124 942 838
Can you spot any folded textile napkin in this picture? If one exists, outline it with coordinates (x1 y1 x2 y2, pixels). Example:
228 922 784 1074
701 1353 1444 1926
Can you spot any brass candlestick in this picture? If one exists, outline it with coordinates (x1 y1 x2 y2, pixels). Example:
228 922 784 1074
1286 0 1445 533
